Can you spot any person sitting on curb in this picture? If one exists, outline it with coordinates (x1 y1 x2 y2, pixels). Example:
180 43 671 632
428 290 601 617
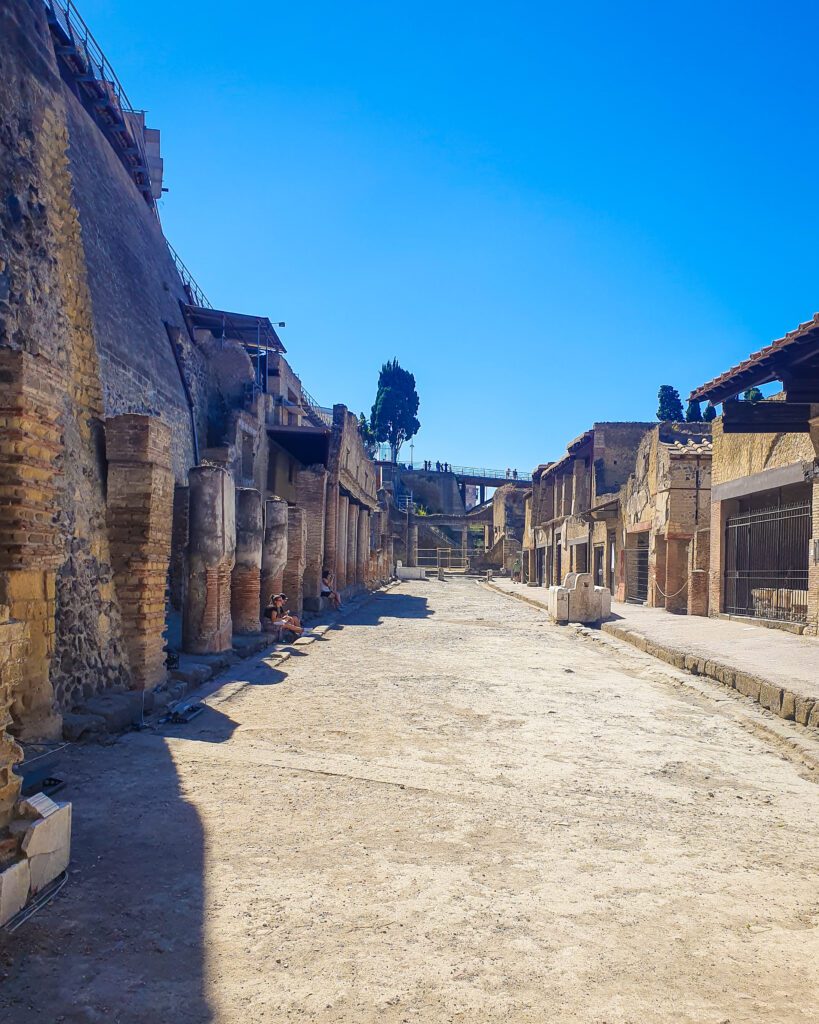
321 569 342 610
262 593 304 642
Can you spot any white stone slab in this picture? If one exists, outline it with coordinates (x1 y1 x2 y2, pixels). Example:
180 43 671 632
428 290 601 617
21 802 71 859
28 845 70 895
0 858 31 926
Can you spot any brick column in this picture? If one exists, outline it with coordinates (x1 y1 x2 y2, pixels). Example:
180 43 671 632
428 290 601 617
665 538 689 615
282 507 306 616
0 351 64 740
648 533 666 608
347 502 359 588
296 466 328 611
324 482 339 580
337 494 349 589
356 507 369 586
106 415 174 689
261 497 288 612
231 488 263 634
183 466 236 654
688 528 710 617
709 498 727 617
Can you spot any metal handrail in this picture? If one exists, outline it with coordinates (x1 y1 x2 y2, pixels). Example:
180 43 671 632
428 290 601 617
45 0 154 207
47 0 137 113
383 457 531 481
166 240 212 309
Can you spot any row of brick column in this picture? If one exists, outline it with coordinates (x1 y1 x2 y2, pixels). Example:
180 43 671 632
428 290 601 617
106 416 174 689
321 483 375 590
182 469 295 653
179 468 386 655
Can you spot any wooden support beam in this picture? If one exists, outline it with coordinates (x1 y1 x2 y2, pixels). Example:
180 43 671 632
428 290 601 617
722 400 811 434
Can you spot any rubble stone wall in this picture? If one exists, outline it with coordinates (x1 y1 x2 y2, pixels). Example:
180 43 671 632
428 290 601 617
0 0 206 731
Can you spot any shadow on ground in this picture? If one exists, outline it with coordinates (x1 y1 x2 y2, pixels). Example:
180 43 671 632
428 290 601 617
0 715 232 1022
344 590 433 626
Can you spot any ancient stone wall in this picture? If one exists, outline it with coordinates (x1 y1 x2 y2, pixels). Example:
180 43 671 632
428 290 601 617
493 485 526 543
1 0 205 733
61 76 201 481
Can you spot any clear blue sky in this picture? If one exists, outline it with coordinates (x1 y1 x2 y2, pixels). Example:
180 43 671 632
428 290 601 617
80 0 819 471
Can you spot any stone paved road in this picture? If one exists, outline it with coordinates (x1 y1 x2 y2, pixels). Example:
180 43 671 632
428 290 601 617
2 579 819 1023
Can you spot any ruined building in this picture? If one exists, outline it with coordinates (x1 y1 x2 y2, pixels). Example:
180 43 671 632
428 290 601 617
617 425 712 614
0 0 389 922
522 423 655 589
690 316 819 635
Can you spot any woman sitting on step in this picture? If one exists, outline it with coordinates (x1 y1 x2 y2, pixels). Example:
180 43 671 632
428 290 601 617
262 593 304 642
321 569 342 610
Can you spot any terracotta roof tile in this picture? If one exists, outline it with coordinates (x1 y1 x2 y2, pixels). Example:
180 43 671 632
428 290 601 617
690 313 819 402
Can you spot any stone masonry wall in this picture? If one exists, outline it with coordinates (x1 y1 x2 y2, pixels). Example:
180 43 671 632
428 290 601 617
1 1 204 726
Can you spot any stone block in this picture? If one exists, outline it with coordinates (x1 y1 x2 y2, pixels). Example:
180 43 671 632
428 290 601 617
80 692 142 732
21 801 71 894
795 697 816 726
0 857 30 926
779 690 796 721
808 703 819 730
61 711 107 741
171 664 212 686
759 682 783 715
735 672 762 702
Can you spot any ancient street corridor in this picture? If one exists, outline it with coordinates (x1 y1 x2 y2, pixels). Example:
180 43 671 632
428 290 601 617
3 580 819 1024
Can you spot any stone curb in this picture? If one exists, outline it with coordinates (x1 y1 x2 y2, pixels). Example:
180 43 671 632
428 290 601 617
481 580 819 734
600 621 819 732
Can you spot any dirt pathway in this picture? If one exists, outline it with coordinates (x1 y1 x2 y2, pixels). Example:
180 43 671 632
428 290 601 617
2 579 818 1023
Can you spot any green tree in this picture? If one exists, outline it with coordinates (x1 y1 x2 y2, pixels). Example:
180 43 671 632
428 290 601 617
685 399 703 423
743 387 763 403
357 412 378 458
703 404 717 422
657 385 684 422
370 359 420 462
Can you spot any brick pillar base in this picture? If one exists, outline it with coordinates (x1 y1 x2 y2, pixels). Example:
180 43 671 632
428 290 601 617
232 488 263 634
296 467 327 611
106 415 174 689
346 502 358 590
231 566 262 634
282 507 306 616
336 495 349 589
183 466 236 654
688 527 710 617
0 351 65 739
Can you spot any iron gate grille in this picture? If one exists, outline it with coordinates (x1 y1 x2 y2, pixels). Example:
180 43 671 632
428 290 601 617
724 500 811 623
624 545 649 603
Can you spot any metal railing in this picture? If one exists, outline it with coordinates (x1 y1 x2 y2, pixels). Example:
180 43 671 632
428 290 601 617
724 500 811 623
379 451 530 481
45 0 154 205
166 241 212 309
47 0 137 113
416 548 470 571
299 383 333 427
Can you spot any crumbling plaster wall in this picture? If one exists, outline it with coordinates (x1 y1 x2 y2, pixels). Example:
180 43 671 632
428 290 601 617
711 413 817 486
